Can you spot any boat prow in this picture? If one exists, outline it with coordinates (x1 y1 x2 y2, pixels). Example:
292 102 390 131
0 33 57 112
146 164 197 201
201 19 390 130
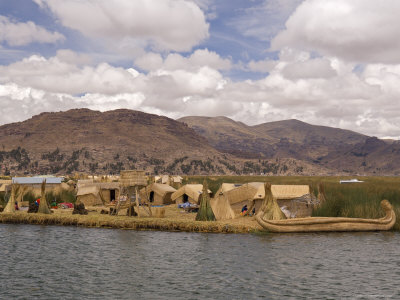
256 200 396 233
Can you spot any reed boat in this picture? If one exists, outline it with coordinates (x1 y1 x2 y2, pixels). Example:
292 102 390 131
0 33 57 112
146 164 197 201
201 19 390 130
256 200 396 233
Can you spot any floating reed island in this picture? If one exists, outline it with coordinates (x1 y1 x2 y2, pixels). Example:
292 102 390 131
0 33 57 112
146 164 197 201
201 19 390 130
1 173 400 233
0 206 262 233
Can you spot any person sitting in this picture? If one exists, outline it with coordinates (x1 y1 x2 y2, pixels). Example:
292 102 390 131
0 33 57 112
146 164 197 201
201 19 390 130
14 201 19 210
249 207 256 216
240 204 248 216
35 198 40 206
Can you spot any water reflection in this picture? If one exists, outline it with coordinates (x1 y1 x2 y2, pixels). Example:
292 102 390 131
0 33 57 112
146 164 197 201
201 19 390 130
0 224 399 299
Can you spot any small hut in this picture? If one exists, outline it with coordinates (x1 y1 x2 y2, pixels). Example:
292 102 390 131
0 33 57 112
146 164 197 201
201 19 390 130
271 185 313 217
139 183 176 205
171 184 212 204
76 182 120 206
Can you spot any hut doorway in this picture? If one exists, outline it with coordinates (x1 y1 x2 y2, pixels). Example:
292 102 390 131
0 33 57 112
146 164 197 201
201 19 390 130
110 190 116 202
149 191 154 203
183 194 189 203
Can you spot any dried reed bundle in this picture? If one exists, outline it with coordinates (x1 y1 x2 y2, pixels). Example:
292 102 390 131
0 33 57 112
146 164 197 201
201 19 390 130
196 180 216 221
2 184 19 213
258 182 286 220
38 180 51 214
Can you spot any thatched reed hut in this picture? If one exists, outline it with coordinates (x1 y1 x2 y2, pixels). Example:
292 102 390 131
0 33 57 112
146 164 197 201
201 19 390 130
76 182 120 206
223 182 265 214
171 184 212 204
216 183 313 218
139 183 176 205
271 185 313 218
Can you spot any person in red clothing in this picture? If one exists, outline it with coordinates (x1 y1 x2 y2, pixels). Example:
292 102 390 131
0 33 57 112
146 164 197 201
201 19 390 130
35 198 40 206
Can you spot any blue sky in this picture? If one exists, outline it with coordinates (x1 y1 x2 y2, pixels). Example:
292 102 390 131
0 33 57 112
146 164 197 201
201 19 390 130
0 0 291 77
0 0 400 138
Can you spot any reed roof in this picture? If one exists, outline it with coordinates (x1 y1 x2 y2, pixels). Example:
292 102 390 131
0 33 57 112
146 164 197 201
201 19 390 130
171 184 211 202
141 183 176 197
271 185 310 199
76 182 119 196
224 182 265 205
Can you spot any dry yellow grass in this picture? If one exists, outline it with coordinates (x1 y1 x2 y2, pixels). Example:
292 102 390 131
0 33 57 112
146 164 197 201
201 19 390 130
0 205 262 233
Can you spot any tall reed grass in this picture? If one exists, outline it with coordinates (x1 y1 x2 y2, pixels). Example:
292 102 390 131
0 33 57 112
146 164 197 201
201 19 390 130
312 182 400 230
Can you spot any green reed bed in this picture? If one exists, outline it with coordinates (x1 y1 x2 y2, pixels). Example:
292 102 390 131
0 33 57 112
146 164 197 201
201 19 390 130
312 182 400 231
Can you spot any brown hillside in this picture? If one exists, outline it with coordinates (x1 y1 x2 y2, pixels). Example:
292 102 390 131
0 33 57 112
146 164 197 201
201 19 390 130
0 109 226 175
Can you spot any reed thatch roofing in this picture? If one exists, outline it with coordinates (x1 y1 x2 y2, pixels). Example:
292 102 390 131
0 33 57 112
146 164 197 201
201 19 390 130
171 176 183 183
224 182 265 205
271 185 310 199
76 182 120 197
161 175 169 184
216 183 242 195
171 184 211 202
77 185 99 197
77 179 94 188
211 195 235 220
141 183 176 197
120 170 147 186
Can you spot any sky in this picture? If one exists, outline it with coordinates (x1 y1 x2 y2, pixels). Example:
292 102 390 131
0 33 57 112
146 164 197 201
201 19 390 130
0 0 399 138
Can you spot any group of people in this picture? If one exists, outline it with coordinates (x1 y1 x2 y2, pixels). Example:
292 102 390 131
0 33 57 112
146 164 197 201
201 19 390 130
240 204 255 216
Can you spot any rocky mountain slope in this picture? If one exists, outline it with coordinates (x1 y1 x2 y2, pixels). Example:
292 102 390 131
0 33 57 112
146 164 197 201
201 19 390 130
0 109 226 175
0 109 398 176
179 116 400 175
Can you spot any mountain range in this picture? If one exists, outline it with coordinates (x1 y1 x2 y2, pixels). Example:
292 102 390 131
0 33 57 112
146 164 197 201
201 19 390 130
0 108 399 176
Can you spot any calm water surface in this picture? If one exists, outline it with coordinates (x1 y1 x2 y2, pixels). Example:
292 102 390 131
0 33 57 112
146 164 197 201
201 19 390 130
1 224 400 299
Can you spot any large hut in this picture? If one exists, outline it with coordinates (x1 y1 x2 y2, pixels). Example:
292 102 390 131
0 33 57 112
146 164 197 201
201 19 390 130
139 183 176 205
171 184 212 204
76 182 120 206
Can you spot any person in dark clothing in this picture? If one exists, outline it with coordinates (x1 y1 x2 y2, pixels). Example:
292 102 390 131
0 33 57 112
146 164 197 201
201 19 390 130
241 204 248 216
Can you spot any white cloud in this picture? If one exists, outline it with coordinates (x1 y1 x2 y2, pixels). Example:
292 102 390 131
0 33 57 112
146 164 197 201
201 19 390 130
34 0 209 52
2 46 400 138
0 15 64 46
248 59 277 73
55 49 92 66
134 49 231 72
271 0 400 64
281 57 336 80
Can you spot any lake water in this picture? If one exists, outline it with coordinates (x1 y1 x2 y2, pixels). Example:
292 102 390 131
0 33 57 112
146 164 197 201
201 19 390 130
1 224 400 299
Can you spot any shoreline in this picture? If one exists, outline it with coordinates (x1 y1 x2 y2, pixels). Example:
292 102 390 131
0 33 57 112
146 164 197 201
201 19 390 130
0 211 263 234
